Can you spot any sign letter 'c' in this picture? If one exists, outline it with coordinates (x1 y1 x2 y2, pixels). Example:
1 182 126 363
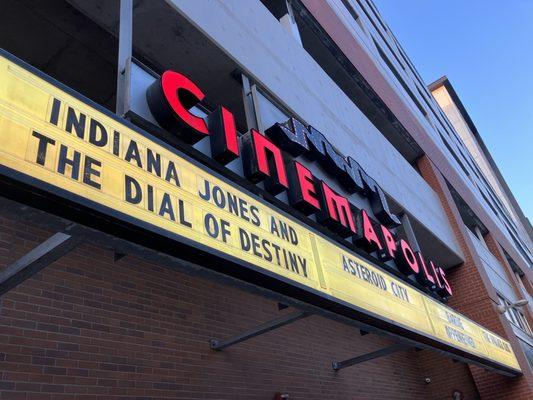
160 71 208 135
147 70 209 143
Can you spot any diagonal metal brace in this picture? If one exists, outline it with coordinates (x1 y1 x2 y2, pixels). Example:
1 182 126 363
210 310 309 351
332 343 411 371
0 230 82 296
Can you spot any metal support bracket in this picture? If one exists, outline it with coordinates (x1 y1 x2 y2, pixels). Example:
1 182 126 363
0 227 82 296
210 310 309 351
116 0 133 117
113 251 126 262
399 213 420 252
332 343 411 371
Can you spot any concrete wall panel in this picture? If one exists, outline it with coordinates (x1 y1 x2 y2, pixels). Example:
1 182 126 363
165 0 462 259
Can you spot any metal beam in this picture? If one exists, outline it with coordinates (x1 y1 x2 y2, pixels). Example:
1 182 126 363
210 311 309 351
0 231 81 296
241 73 259 131
332 344 411 371
399 213 420 252
116 0 133 116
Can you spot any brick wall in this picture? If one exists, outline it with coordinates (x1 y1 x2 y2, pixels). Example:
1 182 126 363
0 204 480 399
416 350 480 400
418 155 533 399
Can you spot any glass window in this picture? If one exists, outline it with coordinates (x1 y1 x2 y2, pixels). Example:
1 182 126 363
518 339 533 369
498 295 517 325
516 311 532 335
498 294 532 336
507 302 520 326
509 307 521 327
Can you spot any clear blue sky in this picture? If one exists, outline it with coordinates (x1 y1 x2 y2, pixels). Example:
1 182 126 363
373 0 533 221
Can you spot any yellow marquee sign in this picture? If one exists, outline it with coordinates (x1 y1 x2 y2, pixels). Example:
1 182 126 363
0 52 520 374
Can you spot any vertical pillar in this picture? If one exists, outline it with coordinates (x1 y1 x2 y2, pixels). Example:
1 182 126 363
417 155 532 398
116 0 133 117
399 213 421 252
241 74 259 131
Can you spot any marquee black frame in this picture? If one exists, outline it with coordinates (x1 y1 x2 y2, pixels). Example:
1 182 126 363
0 48 521 377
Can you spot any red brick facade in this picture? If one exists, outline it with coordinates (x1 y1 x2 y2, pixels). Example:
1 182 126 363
418 155 533 399
0 205 480 399
0 161 529 400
